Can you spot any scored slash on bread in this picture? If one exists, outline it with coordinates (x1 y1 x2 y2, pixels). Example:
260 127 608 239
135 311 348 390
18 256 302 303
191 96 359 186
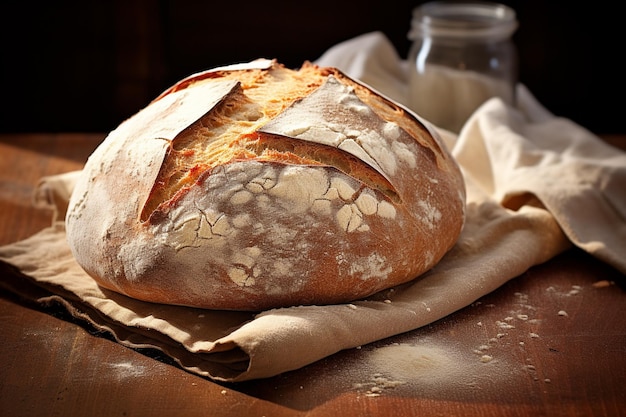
66 59 466 311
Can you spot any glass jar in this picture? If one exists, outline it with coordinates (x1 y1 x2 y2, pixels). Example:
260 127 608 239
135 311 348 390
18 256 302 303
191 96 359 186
407 1 518 133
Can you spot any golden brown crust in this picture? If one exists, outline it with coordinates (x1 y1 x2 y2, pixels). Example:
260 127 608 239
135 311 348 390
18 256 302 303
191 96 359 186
65 59 466 311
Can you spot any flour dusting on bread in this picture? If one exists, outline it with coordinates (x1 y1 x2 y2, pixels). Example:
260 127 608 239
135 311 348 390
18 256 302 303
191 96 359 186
66 59 465 311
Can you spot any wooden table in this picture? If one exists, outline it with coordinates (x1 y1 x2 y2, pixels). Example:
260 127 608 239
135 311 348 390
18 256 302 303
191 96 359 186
1 133 625 417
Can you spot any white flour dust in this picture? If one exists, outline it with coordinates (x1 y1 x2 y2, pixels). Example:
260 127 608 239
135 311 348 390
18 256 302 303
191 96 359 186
350 284 592 397
107 362 148 380
352 341 506 397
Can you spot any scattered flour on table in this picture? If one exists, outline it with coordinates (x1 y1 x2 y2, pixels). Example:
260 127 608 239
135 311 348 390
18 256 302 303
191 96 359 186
546 284 583 297
470 286 587 384
353 284 594 397
107 362 149 380
353 342 505 397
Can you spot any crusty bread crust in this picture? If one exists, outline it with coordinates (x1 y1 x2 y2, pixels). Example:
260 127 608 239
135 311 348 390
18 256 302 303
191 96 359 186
66 59 466 311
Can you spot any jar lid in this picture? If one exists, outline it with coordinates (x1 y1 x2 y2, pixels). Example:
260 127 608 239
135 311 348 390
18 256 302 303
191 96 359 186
408 1 518 40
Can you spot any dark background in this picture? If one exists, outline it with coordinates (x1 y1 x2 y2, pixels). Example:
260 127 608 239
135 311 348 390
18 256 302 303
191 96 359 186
1 0 623 134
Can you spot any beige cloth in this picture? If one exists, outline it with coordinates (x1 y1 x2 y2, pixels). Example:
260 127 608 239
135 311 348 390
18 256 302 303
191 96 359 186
1 32 624 382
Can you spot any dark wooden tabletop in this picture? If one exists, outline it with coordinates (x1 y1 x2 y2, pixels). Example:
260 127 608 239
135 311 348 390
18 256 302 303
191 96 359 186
1 133 625 417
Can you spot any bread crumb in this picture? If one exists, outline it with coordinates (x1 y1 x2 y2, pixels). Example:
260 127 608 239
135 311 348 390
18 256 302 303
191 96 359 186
347 304 358 310
529 332 540 338
357 373 405 397
496 321 515 330
519 341 525 346
480 355 493 363
557 310 568 317
567 285 582 296
221 390 227 395
477 321 482 326
384 299 392 304
544 379 551 383
517 314 528 320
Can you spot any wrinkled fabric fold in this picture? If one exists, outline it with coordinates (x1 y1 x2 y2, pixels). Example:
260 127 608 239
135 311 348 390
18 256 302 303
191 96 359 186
1 31 624 382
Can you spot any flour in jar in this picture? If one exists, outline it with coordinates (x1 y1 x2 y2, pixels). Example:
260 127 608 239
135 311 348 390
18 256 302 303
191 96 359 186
408 64 514 133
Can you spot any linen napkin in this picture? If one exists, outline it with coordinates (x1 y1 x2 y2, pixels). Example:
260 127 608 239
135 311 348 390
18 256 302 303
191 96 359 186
1 32 624 383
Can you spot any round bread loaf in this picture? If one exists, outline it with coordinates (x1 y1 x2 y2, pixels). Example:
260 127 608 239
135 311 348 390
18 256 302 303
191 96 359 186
65 59 466 311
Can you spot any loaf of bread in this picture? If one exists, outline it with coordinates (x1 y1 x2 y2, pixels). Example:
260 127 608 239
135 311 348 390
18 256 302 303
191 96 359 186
65 59 466 311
